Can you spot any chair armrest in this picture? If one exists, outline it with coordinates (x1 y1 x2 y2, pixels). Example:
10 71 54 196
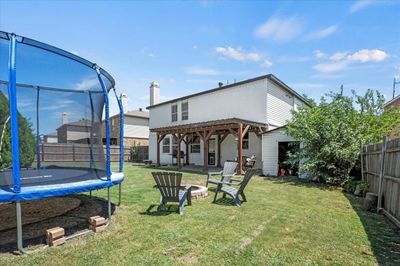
230 178 242 182
208 171 223 176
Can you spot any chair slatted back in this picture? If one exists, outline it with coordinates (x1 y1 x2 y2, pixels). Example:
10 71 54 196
237 169 257 194
152 172 182 200
221 161 238 182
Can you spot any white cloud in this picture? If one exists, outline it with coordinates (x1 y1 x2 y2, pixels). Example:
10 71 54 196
314 50 325 59
261 59 273 68
329 52 348 61
148 53 155 57
254 16 305 43
349 0 376 14
193 45 198 49
276 55 311 63
347 49 388 62
185 66 220 75
306 25 337 40
314 49 389 73
215 46 261 62
74 77 99 90
313 61 349 73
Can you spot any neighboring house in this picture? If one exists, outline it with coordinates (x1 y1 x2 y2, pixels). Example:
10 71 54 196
385 94 400 109
104 109 149 147
57 119 93 143
43 131 58 143
147 74 309 176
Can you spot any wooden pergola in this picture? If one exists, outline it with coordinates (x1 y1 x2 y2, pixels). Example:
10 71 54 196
151 118 267 174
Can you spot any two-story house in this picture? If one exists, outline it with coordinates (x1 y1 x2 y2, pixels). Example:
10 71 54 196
147 74 309 176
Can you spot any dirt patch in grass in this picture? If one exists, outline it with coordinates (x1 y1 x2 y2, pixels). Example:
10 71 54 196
177 253 199 264
238 214 278 253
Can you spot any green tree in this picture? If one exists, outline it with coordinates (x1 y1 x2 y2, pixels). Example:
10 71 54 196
286 87 400 184
0 91 36 169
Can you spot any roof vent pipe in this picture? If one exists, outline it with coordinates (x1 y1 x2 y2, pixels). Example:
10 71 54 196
218 82 223 88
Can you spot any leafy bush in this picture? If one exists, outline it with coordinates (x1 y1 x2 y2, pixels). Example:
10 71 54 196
286 88 400 184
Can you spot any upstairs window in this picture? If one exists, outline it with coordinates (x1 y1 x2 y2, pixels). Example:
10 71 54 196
181 101 189 120
171 104 178 122
162 137 170 153
190 136 200 153
242 132 249 150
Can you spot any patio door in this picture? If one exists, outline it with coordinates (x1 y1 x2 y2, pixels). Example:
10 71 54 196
208 138 216 165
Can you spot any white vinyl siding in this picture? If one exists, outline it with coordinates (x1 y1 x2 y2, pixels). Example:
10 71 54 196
267 81 294 126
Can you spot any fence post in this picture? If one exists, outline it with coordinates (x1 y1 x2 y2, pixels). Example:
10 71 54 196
360 141 364 181
72 143 76 162
377 136 387 212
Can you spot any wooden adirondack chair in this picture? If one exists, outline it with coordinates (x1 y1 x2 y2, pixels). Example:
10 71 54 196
213 169 257 207
206 161 238 187
152 172 192 215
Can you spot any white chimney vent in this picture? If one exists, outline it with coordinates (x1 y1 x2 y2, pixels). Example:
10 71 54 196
62 112 68 125
120 93 128 113
150 81 160 106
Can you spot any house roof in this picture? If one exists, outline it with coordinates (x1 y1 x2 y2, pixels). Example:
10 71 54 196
385 94 400 108
61 119 92 127
109 109 149 120
146 74 310 109
262 125 287 134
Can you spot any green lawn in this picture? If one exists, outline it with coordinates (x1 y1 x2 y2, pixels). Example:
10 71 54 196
1 165 399 265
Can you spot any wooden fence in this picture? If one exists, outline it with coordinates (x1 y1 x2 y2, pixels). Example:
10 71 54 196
362 137 400 227
35 143 131 162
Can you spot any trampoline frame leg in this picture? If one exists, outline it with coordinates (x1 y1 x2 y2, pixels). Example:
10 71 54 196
118 183 122 206
89 190 92 197
107 187 111 224
16 201 26 254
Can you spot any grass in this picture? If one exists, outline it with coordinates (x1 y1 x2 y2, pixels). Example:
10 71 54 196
1 165 399 265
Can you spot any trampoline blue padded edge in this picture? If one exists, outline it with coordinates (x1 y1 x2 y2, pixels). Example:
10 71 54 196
0 172 124 202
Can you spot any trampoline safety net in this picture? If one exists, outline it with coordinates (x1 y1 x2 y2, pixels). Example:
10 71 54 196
0 32 115 189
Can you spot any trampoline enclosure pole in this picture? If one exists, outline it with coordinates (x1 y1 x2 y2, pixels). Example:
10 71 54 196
113 88 124 173
8 33 21 193
95 67 111 180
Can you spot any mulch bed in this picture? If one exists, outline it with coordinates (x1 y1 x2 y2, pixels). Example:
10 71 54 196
0 195 113 252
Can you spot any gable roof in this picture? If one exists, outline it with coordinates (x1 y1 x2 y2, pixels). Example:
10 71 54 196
385 94 400 109
146 74 310 109
109 109 149 120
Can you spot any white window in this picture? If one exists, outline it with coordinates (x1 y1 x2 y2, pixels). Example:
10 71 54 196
190 136 200 153
181 101 188 120
171 104 178 122
172 136 178 153
242 132 249 150
162 137 170 153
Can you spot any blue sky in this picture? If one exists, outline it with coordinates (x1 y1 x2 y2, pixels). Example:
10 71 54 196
1 0 399 114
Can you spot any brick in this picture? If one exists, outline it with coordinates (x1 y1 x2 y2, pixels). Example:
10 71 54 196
88 216 101 224
89 224 107 233
48 237 66 247
89 216 106 227
46 227 65 240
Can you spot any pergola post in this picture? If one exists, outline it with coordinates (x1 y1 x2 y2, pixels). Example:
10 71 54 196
197 130 214 172
175 133 185 169
156 133 165 167
237 123 243 175
217 132 229 167
184 136 190 165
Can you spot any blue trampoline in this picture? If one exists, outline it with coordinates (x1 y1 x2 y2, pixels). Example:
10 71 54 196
0 31 124 253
